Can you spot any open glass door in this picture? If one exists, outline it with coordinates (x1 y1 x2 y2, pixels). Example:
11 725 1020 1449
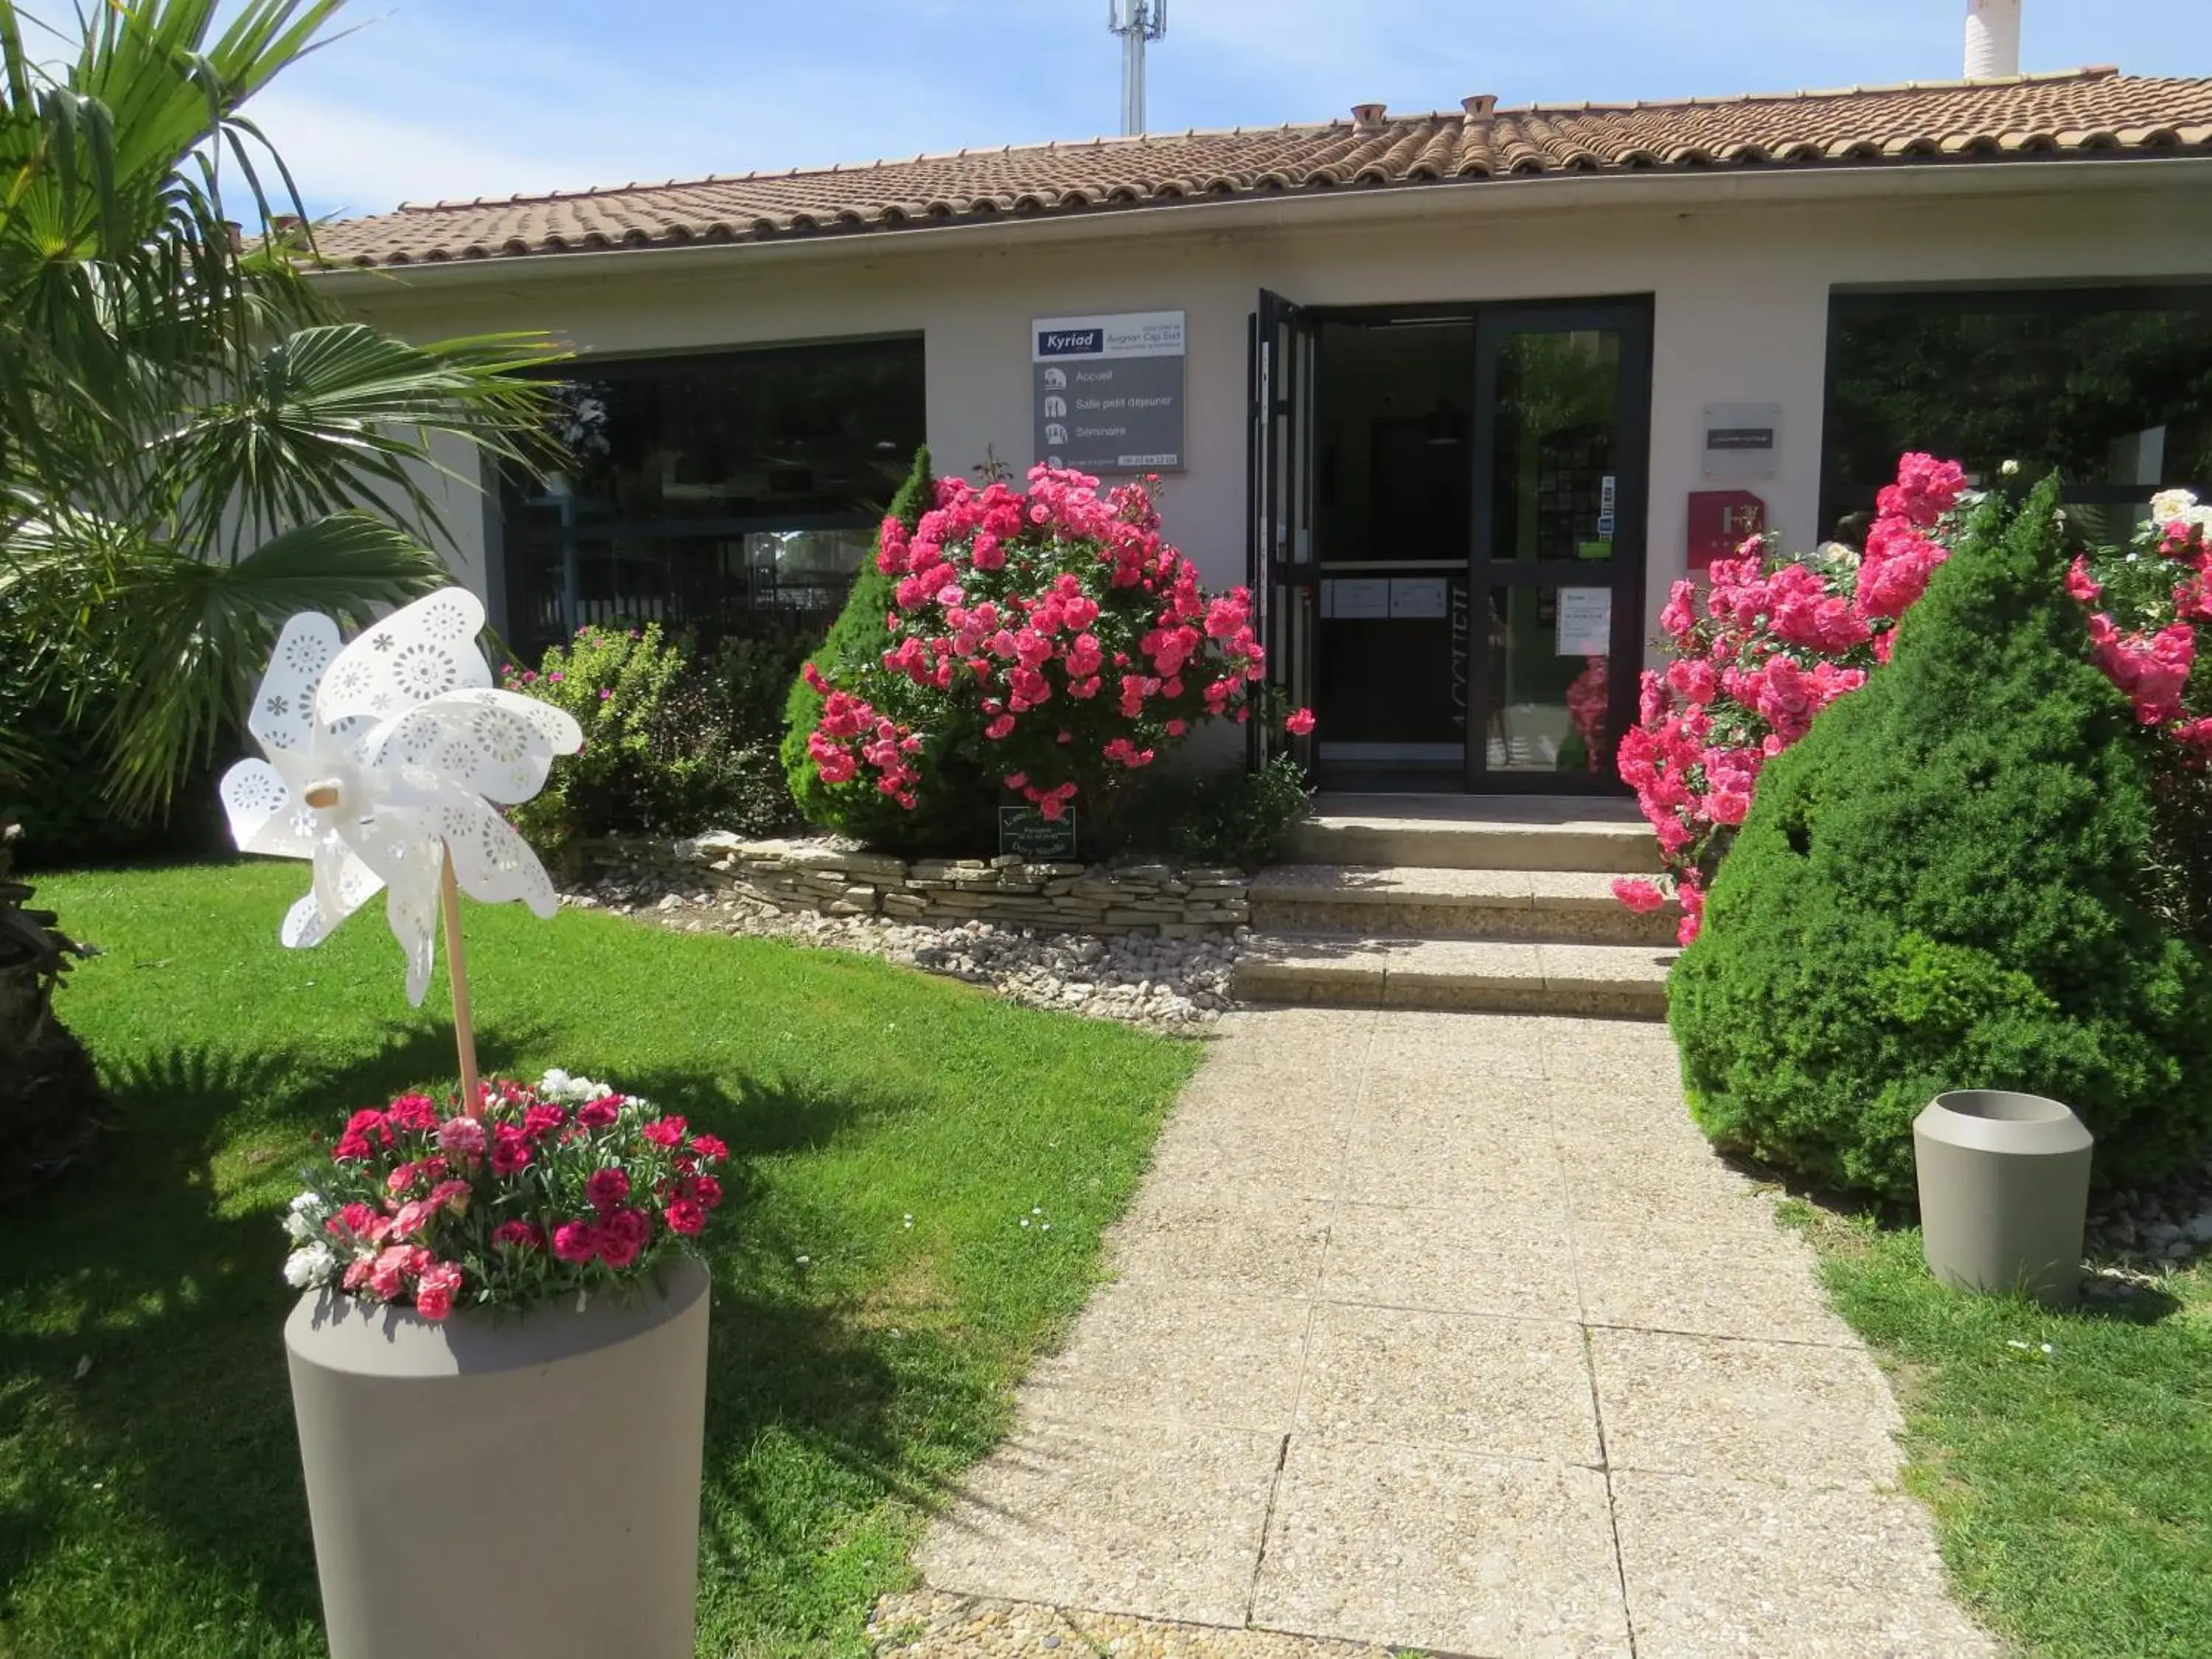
1467 302 1652 792
1248 290 1319 769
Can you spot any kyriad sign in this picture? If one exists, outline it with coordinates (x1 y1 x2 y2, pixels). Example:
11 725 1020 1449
1032 310 1185 473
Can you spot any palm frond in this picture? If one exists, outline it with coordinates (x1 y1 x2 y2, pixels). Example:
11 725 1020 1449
161 321 566 559
84 510 453 812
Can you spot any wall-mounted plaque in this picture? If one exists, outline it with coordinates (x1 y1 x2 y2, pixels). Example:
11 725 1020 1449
998 805 1079 862
1033 311 1185 473
1703 402 1781 481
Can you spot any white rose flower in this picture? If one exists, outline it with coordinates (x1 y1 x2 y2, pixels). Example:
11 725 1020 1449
2000 459 2021 477
2150 488 2198 524
282 1243 338 1289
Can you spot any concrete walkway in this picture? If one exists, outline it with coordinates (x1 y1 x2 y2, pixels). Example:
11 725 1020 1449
900 1009 1995 1659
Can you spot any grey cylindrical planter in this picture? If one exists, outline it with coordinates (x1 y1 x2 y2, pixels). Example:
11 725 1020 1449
285 1255 711 1659
1914 1090 2093 1308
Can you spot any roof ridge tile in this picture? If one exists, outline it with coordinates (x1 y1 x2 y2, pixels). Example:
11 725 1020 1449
325 72 2212 265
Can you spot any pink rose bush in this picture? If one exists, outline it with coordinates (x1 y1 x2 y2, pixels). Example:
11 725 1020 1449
1615 453 1969 942
1620 459 2212 945
799 465 1309 829
2067 487 2212 754
280 1070 728 1318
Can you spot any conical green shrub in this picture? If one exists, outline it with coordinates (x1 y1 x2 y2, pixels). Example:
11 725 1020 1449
779 448 993 852
1669 476 2212 1200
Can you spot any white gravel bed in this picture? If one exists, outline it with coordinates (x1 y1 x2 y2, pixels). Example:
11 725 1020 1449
563 867 1247 1029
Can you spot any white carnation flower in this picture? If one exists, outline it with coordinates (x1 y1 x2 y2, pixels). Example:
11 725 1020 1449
284 1192 325 1242
538 1068 608 1103
282 1244 338 1290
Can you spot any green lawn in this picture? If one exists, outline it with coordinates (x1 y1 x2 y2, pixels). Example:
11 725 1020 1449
1787 1203 2212 1659
0 862 1199 1659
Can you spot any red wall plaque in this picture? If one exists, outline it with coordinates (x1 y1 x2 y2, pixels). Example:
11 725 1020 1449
1687 490 1767 572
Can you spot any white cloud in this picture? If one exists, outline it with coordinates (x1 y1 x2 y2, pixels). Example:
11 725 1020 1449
246 88 609 214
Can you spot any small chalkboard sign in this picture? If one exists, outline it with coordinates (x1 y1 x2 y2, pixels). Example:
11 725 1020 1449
998 805 1078 862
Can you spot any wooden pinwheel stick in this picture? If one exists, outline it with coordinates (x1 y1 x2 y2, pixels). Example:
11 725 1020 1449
439 850 484 1119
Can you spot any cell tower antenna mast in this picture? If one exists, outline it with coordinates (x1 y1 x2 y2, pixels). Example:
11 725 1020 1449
1107 1 1166 136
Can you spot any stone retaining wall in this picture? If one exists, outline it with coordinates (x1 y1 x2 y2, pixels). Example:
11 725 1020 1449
579 832 1252 937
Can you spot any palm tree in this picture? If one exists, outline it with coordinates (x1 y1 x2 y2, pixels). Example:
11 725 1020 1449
0 0 564 815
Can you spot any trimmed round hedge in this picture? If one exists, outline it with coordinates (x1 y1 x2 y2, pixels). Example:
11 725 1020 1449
1669 476 2212 1200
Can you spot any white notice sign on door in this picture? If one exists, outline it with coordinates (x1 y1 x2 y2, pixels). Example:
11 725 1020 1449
1323 579 1392 619
1388 578 1448 619
1556 587 1613 656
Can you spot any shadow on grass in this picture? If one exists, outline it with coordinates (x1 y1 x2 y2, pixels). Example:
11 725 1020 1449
1 1032 964 1651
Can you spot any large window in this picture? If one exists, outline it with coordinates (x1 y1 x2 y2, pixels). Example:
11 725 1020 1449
1821 286 2212 548
500 335 926 655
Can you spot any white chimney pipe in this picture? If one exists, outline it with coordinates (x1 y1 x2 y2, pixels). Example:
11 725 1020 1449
1965 0 2022 79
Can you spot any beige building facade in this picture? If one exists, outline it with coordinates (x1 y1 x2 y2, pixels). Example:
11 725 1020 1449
316 72 2212 791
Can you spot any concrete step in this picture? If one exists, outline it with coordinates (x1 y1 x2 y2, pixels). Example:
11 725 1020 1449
1248 864 1679 947
1233 932 1674 1018
1290 793 1659 874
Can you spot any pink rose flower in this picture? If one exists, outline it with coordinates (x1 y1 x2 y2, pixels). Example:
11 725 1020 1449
1611 878 1666 915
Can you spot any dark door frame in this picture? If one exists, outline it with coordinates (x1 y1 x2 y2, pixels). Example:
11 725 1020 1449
1467 298 1655 794
1245 292 1655 793
1248 290 1321 771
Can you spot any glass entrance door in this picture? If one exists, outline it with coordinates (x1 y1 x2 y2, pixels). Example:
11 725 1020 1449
1251 296 1652 793
1467 304 1651 792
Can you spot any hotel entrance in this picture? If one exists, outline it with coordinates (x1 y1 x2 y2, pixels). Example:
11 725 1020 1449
1249 296 1652 793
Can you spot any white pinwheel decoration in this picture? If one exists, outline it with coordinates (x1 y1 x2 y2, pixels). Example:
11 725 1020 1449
219 589 582 1017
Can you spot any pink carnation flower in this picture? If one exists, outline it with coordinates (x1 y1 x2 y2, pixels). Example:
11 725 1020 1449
552 1222 602 1264
414 1262 465 1321
585 1168 630 1214
437 1116 487 1158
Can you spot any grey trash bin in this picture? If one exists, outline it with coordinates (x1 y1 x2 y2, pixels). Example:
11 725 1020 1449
1913 1089 2093 1308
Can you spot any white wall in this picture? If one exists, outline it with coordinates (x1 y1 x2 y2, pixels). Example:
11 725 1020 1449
339 162 2212 669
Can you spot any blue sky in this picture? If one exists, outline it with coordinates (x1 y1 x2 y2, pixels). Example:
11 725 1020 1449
23 1 2212 220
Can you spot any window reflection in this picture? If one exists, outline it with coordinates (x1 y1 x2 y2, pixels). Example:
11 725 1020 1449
1491 331 1622 563
1484 585 1615 778
500 337 925 655
1822 288 2212 544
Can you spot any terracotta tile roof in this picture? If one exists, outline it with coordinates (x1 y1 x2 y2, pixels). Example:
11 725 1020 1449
312 69 2212 268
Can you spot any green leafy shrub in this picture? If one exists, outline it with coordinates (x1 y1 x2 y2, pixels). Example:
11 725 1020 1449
505 624 796 858
779 448 996 855
1133 752 1313 868
1669 476 2212 1200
